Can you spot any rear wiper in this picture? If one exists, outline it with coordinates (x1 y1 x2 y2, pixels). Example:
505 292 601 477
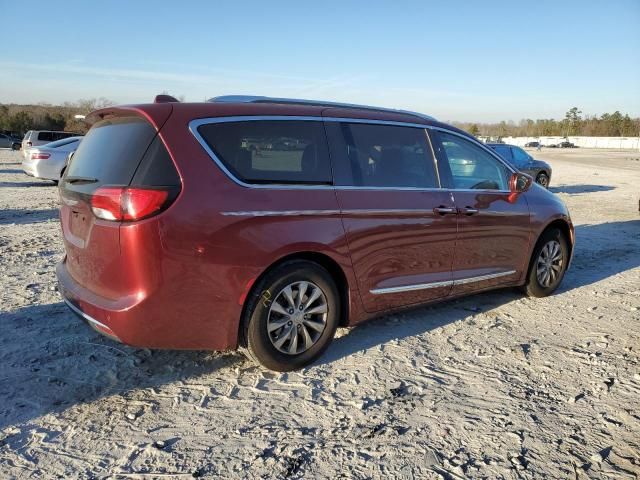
64 176 99 184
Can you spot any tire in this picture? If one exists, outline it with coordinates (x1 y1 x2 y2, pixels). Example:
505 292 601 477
536 172 549 188
522 228 569 297
242 260 340 371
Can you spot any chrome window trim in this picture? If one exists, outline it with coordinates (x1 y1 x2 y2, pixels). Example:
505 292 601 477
189 115 516 191
427 125 517 175
370 270 517 295
189 116 332 190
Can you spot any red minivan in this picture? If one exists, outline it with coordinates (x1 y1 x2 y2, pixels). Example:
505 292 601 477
57 95 574 371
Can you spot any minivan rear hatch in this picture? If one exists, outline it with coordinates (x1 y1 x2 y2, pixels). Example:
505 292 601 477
59 106 180 300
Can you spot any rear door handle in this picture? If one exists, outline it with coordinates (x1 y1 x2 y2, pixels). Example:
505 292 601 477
433 206 457 215
460 207 479 215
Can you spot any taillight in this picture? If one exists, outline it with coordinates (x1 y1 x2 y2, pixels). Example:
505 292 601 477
31 153 50 160
91 187 171 221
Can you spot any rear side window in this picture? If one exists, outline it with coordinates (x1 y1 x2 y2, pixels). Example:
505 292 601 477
38 132 54 141
65 116 178 189
336 123 438 188
198 120 332 184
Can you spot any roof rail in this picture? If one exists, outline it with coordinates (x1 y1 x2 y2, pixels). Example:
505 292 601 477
207 95 436 121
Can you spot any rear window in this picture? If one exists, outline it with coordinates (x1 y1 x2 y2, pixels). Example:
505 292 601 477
198 120 332 184
45 138 80 149
65 116 177 188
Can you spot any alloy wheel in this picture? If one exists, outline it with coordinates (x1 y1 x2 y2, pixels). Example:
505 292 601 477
537 174 549 188
536 240 563 288
267 281 328 355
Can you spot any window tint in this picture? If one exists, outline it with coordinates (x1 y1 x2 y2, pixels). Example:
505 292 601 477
66 117 158 188
512 146 531 165
38 132 54 141
492 145 513 162
198 121 331 184
338 123 437 188
437 132 510 190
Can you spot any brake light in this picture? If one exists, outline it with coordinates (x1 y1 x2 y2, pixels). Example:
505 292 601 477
31 153 51 160
91 187 170 221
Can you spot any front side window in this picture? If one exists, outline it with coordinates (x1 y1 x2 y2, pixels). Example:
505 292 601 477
338 123 438 188
437 132 511 190
198 121 331 185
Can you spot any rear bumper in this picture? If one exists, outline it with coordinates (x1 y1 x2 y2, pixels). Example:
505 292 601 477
22 157 64 181
63 298 121 341
56 258 237 351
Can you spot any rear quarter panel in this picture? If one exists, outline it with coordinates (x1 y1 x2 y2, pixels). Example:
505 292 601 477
140 109 364 350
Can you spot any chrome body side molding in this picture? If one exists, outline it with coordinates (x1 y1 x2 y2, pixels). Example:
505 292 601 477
370 270 517 295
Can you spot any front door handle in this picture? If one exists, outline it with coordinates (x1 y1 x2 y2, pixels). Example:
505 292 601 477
434 206 457 215
460 207 479 215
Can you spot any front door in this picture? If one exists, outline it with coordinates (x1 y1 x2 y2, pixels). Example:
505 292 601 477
325 121 457 313
430 129 531 296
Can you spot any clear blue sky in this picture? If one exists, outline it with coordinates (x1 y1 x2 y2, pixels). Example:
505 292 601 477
1 0 638 122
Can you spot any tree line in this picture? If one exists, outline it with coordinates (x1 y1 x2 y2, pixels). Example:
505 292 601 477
455 107 640 138
0 98 114 136
1 101 638 139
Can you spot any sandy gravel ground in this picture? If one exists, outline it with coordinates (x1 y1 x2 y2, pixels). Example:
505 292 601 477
0 148 639 479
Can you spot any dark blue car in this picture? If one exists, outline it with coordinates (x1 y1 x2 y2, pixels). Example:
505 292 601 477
487 143 552 188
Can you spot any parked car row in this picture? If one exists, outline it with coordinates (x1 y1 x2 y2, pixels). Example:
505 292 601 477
21 130 81 155
524 140 577 148
55 95 574 371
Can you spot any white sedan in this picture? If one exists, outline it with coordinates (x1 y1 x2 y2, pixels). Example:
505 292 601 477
22 136 83 183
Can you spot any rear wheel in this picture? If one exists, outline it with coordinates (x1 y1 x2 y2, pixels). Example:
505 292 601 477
242 260 340 371
536 172 549 188
523 228 568 297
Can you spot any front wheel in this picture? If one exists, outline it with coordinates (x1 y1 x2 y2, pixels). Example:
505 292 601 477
242 260 340 371
536 172 549 188
523 228 569 297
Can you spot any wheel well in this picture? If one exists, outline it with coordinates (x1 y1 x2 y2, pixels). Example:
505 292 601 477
537 171 548 178
237 251 351 347
527 219 573 276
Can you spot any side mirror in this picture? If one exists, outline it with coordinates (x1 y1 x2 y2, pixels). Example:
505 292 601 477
509 172 532 193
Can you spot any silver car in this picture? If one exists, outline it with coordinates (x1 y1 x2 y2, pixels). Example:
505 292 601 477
22 136 83 183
